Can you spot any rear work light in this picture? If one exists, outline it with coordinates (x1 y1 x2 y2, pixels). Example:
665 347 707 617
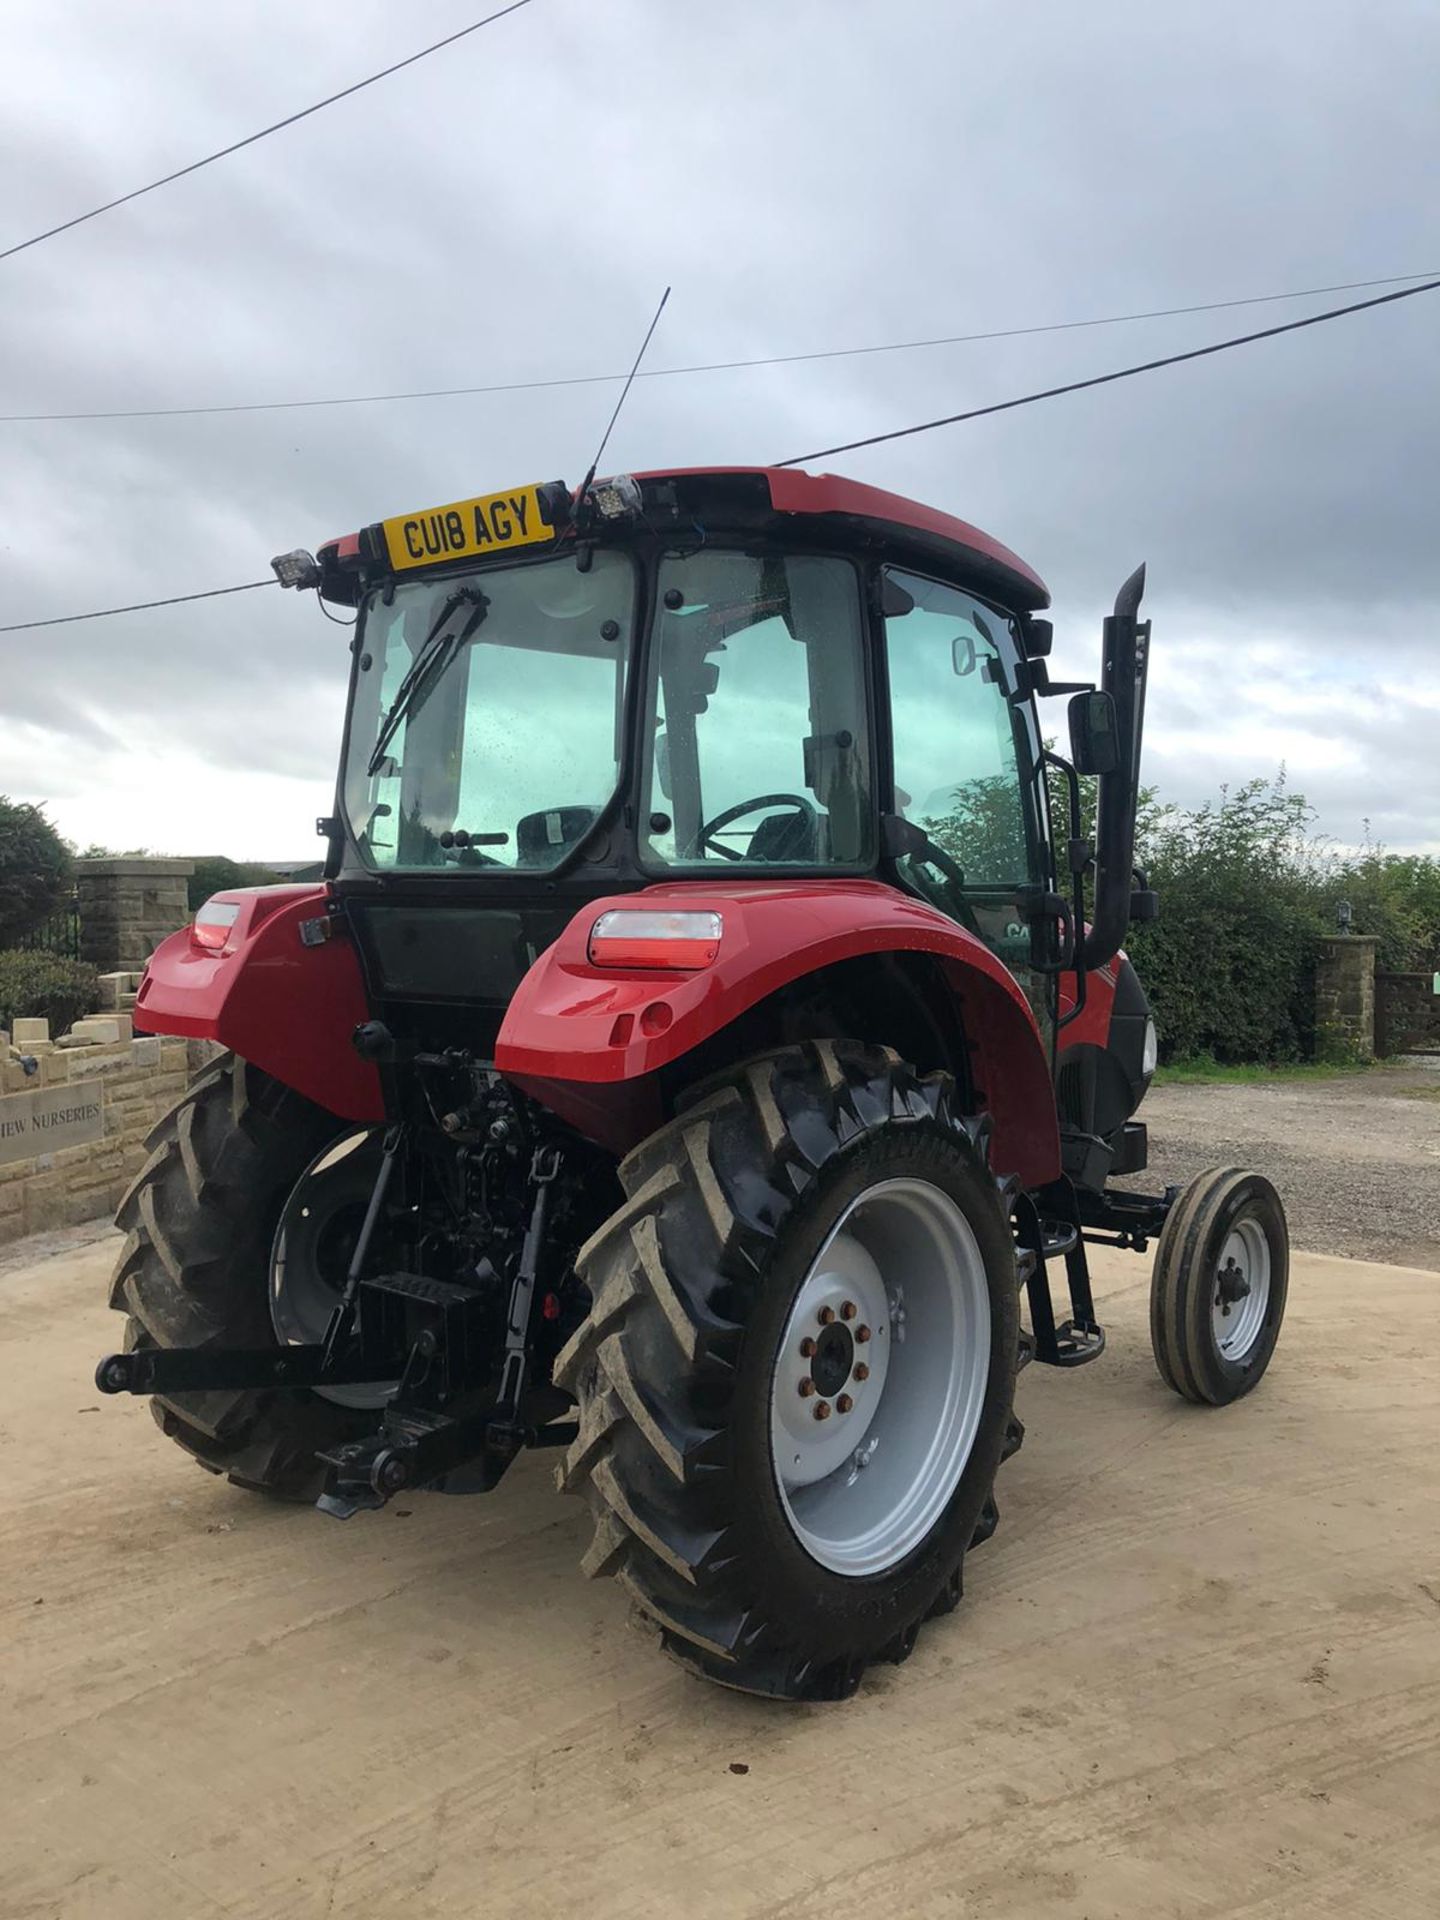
190 900 241 952
588 474 643 522
588 909 722 971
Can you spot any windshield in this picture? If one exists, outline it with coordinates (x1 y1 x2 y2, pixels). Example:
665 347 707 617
342 551 634 872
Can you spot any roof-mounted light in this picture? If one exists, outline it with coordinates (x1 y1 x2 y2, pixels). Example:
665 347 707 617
588 908 722 971
271 548 322 590
588 474 643 523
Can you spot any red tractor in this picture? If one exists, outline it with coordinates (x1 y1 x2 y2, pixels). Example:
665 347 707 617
97 466 1288 1700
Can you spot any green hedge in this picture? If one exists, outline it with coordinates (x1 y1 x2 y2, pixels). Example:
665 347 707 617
1127 780 1326 1062
0 949 100 1040
1123 777 1439 1064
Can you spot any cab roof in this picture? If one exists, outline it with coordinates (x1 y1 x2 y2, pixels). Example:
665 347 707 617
635 466 1049 611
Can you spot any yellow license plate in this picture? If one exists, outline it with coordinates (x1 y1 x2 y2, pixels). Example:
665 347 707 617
381 482 557 572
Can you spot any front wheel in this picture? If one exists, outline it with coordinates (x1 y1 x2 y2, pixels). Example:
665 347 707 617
1150 1167 1289 1406
555 1041 1020 1702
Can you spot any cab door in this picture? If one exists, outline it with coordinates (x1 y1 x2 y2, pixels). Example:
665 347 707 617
881 567 1054 1032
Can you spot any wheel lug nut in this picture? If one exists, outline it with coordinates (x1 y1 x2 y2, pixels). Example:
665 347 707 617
853 1362 870 1381
836 1394 853 1414
813 1400 832 1421
855 1324 872 1344
840 1300 857 1321
818 1306 835 1326
799 1337 816 1358
798 1377 816 1398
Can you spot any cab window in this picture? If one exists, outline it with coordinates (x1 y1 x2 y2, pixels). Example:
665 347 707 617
883 568 1045 958
641 551 873 868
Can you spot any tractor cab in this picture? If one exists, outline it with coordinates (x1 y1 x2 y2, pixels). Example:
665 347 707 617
307 468 1138 1063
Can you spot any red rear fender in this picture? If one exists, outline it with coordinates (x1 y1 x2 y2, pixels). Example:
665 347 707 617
497 881 1060 1186
134 886 383 1123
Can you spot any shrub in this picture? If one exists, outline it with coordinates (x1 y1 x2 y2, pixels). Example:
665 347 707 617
0 949 100 1039
0 797 73 947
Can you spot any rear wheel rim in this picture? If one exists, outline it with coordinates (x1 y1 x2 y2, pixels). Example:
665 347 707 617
769 1176 991 1577
1211 1214 1271 1362
271 1130 396 1410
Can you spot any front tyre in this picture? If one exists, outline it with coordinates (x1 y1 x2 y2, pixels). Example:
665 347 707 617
555 1042 1020 1701
1150 1167 1289 1406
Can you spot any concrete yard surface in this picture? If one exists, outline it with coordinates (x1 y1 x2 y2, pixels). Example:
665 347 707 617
2 1232 1437 1920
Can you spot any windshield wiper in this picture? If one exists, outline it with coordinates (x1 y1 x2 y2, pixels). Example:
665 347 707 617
367 586 490 776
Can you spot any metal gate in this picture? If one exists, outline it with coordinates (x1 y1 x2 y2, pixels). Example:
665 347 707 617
19 893 82 961
1375 971 1440 1056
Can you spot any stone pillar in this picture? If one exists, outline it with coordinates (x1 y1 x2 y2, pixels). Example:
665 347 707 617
1313 934 1378 1061
74 858 195 972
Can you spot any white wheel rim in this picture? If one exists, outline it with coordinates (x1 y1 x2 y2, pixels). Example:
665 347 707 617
1211 1215 1271 1362
769 1177 992 1577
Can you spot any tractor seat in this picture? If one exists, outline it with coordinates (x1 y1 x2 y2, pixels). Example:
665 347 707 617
515 806 599 864
746 806 817 863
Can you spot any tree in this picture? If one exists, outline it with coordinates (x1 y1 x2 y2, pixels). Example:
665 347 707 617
921 774 1030 883
0 797 73 947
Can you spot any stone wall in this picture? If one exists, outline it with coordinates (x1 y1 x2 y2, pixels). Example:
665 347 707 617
0 1013 209 1246
74 856 194 972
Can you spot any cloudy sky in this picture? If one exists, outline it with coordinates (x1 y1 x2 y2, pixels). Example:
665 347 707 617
2 0 1437 858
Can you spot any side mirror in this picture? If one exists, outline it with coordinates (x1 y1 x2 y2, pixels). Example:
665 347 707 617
1068 690 1121 776
654 732 672 799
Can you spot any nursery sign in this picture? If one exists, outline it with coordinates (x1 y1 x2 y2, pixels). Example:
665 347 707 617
0 1086 104 1166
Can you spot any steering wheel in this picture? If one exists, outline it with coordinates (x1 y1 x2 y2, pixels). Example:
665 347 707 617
694 792 817 862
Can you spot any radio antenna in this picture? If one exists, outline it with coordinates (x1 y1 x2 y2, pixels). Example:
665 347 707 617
575 285 671 511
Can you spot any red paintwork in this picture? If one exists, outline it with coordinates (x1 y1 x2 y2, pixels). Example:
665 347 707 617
733 468 1045 600
133 886 384 1123
641 467 1048 604
1057 961 1119 1049
496 881 1061 1186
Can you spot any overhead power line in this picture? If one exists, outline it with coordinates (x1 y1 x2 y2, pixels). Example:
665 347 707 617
8 275 1439 637
3 268 1435 424
777 275 1440 466
0 0 537 266
0 579 275 634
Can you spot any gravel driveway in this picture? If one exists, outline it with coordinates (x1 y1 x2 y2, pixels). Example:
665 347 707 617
1135 1062 1440 1270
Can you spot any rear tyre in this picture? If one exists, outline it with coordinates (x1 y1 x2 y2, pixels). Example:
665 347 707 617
1150 1167 1289 1406
555 1041 1020 1702
108 1052 374 1498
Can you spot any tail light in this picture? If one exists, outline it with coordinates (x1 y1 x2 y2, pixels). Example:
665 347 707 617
588 909 722 971
190 900 241 953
